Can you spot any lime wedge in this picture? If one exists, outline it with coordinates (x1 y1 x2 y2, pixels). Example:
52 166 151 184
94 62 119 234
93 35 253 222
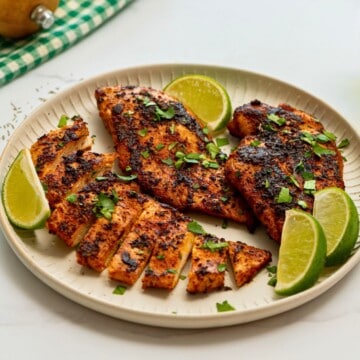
2 148 50 229
313 187 359 266
275 209 326 296
164 74 232 134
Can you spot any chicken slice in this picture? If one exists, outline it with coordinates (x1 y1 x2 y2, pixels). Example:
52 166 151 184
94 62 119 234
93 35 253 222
108 198 165 285
186 234 228 294
43 150 116 209
30 116 92 178
141 204 195 290
47 172 139 247
227 241 272 287
76 185 145 272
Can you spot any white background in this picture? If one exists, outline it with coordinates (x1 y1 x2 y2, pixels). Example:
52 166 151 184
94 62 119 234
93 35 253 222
1 1 360 359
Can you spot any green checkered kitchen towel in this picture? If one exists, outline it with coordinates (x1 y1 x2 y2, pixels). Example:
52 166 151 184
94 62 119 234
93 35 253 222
0 0 134 87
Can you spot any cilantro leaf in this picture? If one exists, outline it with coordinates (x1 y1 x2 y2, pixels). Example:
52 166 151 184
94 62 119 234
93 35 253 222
267 113 286 126
338 138 350 149
187 221 206 235
216 300 235 312
113 285 127 295
312 143 336 157
116 174 138 182
276 187 292 204
93 192 117 220
57 115 69 128
200 240 229 252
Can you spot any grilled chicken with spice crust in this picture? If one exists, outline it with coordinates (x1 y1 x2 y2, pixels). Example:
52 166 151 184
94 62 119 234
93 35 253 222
107 198 160 285
28 104 274 293
30 116 92 178
141 202 195 290
225 100 344 242
228 241 272 287
186 234 229 294
76 181 146 272
108 198 195 288
41 150 116 209
95 85 255 231
47 172 139 247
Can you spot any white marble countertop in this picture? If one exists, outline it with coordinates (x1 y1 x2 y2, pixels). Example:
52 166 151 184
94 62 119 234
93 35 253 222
1 0 360 359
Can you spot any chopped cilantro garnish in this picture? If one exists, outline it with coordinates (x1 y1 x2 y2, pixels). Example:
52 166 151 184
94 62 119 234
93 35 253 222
338 138 350 149
113 285 127 295
161 158 173 166
301 131 336 157
250 139 261 147
262 123 275 132
267 113 286 126
93 192 118 220
200 240 228 252
57 114 69 128
322 130 337 141
202 160 219 169
141 96 175 121
216 300 235 312
155 143 165 151
66 194 77 203
166 269 177 274
300 131 316 145
217 263 227 272
138 128 148 137
187 221 206 235
184 152 203 163
155 106 175 121
302 171 314 181
288 175 300 188
216 137 230 147
116 174 138 182
267 265 277 274
266 265 277 287
142 97 156 107
206 142 220 159
304 179 316 194
276 187 292 204
297 200 308 209
175 159 184 169
141 150 150 159
316 133 333 143
267 276 277 287
170 123 176 134
168 141 178 151
312 143 336 157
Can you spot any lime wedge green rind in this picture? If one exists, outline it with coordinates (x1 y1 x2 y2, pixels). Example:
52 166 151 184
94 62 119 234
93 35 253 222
313 187 359 266
2 148 50 230
275 209 327 296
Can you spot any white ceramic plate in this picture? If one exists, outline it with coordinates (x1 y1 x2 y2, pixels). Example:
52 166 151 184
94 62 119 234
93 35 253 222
1 64 360 329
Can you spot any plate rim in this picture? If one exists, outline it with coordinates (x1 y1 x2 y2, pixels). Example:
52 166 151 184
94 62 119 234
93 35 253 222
1 63 360 329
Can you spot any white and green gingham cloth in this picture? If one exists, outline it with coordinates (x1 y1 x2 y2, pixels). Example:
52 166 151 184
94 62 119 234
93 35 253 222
0 0 134 87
